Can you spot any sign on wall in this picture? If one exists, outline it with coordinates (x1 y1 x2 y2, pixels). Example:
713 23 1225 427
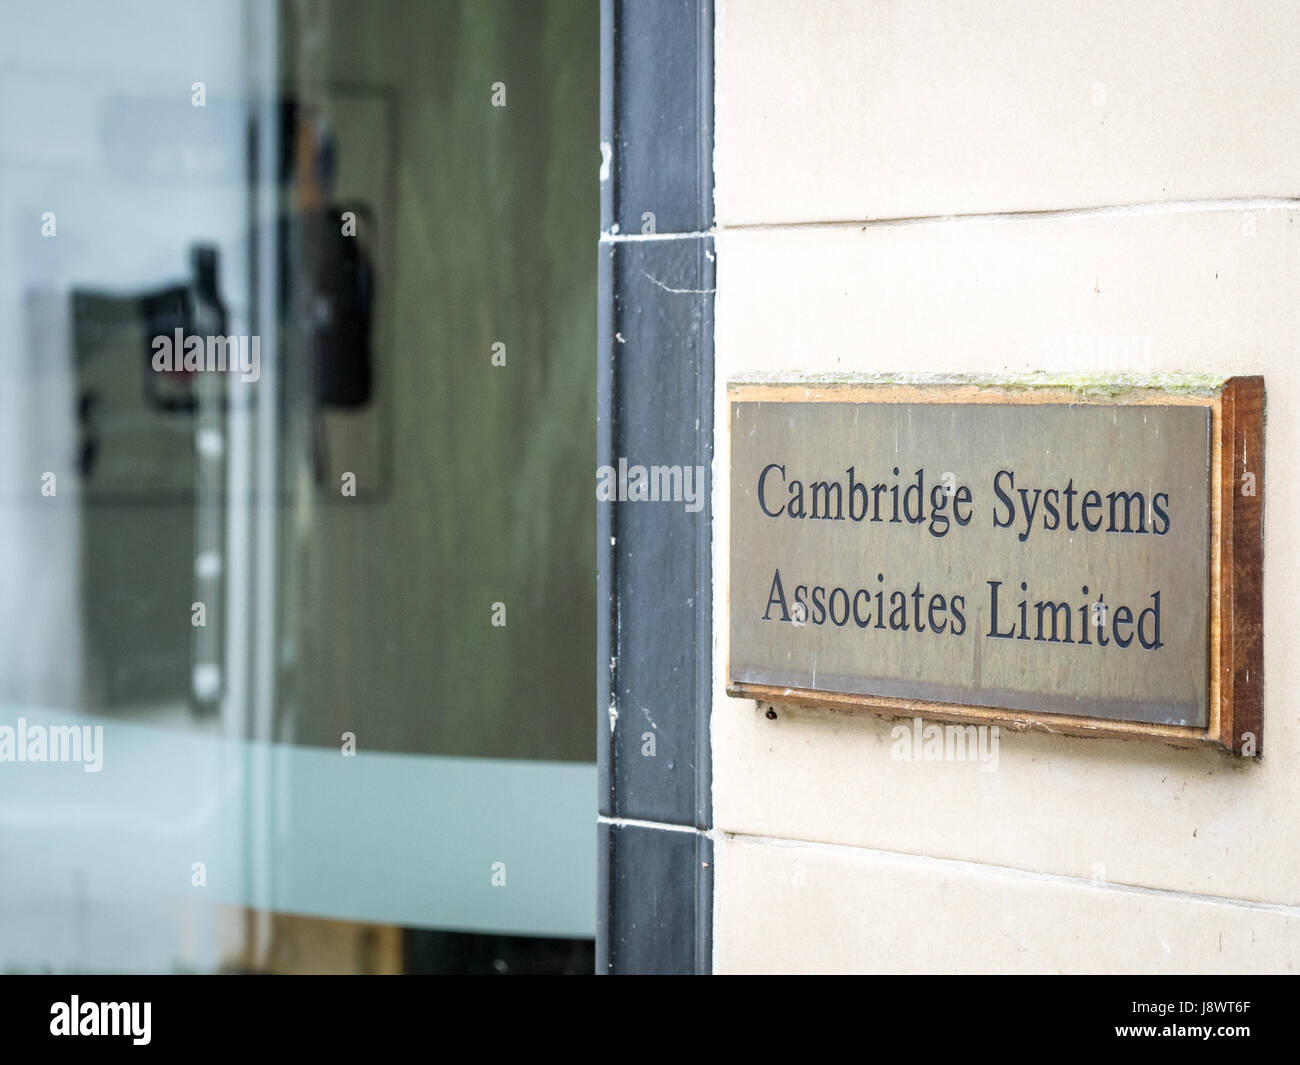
726 376 1264 755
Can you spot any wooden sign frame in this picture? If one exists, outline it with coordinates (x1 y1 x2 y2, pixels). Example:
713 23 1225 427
725 375 1264 756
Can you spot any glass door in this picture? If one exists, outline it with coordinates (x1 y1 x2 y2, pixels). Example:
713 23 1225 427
0 0 598 974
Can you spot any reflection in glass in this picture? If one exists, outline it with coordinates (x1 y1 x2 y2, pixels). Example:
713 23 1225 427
0 0 597 973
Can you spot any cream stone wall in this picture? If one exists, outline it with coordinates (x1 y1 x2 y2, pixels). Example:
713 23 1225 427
712 0 1298 973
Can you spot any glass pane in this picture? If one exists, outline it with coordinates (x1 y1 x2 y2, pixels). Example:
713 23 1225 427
0 0 597 973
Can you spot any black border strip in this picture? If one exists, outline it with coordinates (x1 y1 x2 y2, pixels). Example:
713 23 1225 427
597 0 715 975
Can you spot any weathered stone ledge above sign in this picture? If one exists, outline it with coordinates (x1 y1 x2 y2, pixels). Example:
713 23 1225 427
726 375 1264 755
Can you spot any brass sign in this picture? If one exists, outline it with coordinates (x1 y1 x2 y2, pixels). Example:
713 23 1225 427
726 377 1264 754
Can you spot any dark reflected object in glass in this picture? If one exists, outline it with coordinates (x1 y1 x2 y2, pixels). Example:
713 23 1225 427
283 202 374 411
138 245 228 415
403 929 595 976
